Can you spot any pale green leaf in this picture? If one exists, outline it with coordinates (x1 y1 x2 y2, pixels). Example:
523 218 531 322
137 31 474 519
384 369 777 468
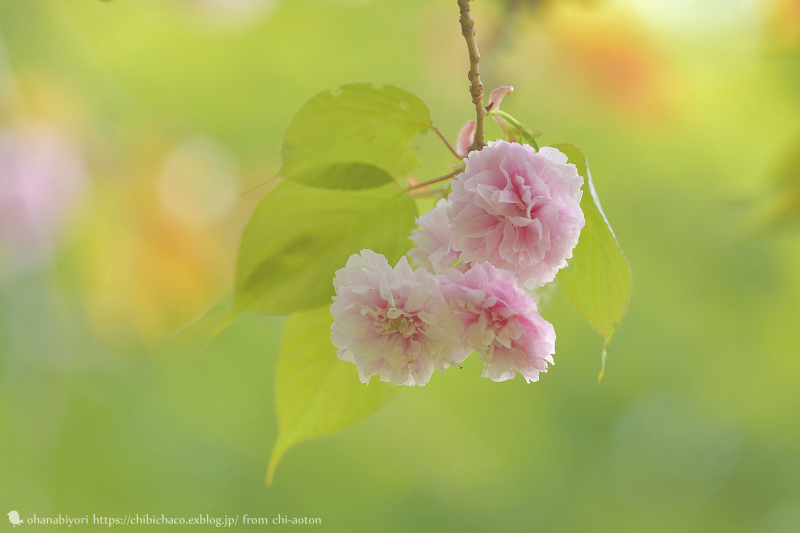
553 144 632 346
282 83 432 189
289 162 394 190
267 306 399 485
233 180 417 316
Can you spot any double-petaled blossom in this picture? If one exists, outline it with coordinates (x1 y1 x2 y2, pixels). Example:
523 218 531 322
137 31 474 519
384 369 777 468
332 134 586 386
441 262 556 383
331 250 468 386
408 198 468 274
448 140 585 288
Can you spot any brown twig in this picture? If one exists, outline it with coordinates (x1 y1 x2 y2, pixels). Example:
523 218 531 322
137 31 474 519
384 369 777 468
457 0 486 151
406 167 464 192
408 188 449 199
432 123 461 160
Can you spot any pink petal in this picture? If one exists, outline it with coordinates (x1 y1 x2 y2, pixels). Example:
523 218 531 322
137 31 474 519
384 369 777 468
488 86 514 110
456 120 476 158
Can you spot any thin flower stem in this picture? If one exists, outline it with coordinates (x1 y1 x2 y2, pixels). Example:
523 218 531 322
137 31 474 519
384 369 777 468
490 109 541 150
408 188 448 198
432 123 461 159
457 0 486 151
406 167 463 192
239 172 280 196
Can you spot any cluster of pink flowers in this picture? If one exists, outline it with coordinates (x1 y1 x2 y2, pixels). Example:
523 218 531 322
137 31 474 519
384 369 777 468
331 140 585 386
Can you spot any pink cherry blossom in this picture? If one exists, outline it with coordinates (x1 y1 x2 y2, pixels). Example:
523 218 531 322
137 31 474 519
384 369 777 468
441 262 555 383
448 140 585 287
331 250 468 386
408 198 468 274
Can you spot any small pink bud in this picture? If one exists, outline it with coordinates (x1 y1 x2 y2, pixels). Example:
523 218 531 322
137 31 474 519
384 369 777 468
488 85 514 111
456 120 476 158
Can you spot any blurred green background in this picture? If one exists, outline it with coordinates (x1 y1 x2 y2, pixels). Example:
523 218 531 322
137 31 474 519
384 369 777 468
1 0 800 531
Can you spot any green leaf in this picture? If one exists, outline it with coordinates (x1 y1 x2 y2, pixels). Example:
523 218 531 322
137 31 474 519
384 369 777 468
282 83 432 189
289 162 395 190
267 306 399 485
553 144 632 348
233 180 417 316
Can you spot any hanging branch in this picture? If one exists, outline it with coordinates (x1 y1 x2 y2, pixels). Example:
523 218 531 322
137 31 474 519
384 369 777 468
457 0 486 151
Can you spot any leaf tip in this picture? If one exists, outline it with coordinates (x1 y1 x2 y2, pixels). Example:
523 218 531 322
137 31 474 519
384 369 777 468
207 310 237 345
597 347 608 384
266 434 289 487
